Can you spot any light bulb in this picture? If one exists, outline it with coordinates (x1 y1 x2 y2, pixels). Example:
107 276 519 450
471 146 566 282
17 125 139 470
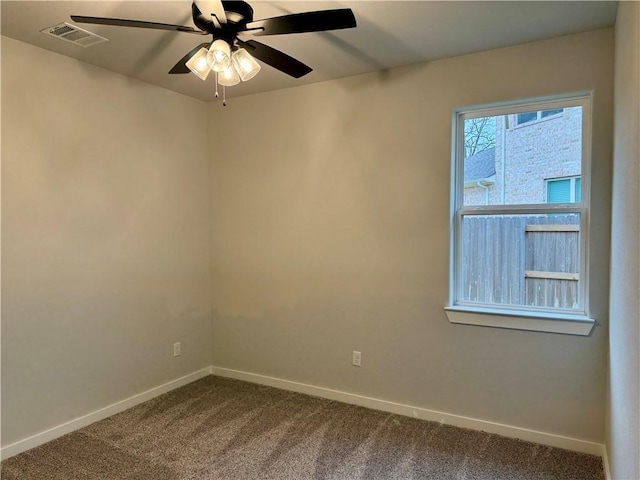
207 39 231 73
232 48 261 82
195 56 208 72
218 65 240 86
185 47 212 80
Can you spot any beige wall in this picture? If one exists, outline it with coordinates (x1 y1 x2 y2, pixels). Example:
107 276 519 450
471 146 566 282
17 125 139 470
209 28 613 442
1 37 212 446
608 3 640 479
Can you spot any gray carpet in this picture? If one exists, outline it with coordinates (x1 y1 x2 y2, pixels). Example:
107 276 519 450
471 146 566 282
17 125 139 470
1 375 604 480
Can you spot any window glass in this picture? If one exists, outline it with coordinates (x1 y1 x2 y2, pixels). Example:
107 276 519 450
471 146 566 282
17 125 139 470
547 179 571 203
460 213 580 310
516 111 537 124
541 108 563 118
463 107 582 206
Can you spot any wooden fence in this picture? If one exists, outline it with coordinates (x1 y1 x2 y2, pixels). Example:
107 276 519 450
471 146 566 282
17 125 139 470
461 214 580 309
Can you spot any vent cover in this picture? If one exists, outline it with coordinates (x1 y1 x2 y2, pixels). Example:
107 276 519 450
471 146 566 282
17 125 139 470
40 22 108 47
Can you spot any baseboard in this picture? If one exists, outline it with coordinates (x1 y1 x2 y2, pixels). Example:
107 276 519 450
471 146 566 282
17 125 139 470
212 366 604 457
602 443 612 480
0 366 212 461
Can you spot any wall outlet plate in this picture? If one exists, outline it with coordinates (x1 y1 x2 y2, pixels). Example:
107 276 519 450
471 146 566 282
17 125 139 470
352 350 361 367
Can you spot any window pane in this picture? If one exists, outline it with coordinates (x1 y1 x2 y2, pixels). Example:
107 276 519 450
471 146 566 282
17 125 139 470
460 213 580 310
463 106 582 206
463 117 496 159
541 108 563 118
516 112 537 124
575 178 582 202
547 179 571 203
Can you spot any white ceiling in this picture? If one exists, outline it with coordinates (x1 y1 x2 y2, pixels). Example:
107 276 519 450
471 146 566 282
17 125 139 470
1 1 618 102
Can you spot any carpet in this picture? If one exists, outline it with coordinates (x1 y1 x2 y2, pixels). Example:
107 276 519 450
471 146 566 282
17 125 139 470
1 375 604 479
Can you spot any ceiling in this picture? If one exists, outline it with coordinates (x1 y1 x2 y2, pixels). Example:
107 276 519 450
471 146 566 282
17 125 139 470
1 1 618 102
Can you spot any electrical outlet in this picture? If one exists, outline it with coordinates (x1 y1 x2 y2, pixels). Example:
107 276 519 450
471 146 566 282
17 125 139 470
173 342 181 357
352 350 361 367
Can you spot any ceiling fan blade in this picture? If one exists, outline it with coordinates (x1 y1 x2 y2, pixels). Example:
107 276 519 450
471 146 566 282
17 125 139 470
245 9 356 36
194 1 226 24
70 15 207 35
169 42 211 74
237 39 312 78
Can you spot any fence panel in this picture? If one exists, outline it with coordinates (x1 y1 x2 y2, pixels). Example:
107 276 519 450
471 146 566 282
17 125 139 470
524 220 579 309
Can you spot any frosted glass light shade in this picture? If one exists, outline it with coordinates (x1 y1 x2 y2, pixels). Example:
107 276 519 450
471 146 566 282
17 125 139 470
207 39 231 72
232 48 261 81
218 66 240 86
185 47 212 80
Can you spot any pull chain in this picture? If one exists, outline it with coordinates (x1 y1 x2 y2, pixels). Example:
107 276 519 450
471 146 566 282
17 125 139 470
214 72 219 98
223 85 227 107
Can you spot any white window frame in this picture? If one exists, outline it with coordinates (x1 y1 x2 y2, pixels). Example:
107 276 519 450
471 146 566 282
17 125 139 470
445 93 595 336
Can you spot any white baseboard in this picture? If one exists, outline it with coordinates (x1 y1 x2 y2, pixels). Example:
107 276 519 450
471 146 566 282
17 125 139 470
211 366 604 457
602 443 612 480
0 366 212 461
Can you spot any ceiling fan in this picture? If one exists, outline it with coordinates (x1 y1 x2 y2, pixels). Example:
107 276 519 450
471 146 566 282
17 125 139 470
71 1 357 100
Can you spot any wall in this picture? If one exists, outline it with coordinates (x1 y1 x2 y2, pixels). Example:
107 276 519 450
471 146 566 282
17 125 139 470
607 2 640 478
1 37 212 446
209 29 613 442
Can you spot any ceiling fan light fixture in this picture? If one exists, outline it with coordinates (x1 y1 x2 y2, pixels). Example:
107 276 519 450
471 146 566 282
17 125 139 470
185 47 212 80
207 39 231 72
70 2 358 95
232 48 261 82
218 65 240 86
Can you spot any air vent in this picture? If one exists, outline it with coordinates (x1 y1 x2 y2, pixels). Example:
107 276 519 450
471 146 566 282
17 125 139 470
40 22 108 47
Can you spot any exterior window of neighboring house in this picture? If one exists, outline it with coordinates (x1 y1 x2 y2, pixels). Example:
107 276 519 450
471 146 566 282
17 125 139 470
547 176 581 203
447 94 594 335
516 108 564 125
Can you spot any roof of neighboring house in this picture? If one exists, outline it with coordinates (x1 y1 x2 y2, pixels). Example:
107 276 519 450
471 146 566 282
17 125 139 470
464 147 496 182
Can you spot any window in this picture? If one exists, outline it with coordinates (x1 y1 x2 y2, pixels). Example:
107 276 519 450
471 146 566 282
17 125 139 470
516 111 537 124
541 108 563 118
516 108 564 125
547 176 581 203
446 94 594 335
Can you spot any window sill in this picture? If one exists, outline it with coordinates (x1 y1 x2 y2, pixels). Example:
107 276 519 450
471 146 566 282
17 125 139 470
444 306 596 336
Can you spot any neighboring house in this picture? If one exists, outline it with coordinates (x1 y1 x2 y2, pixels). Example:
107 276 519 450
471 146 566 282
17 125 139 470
464 107 582 206
463 147 496 205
